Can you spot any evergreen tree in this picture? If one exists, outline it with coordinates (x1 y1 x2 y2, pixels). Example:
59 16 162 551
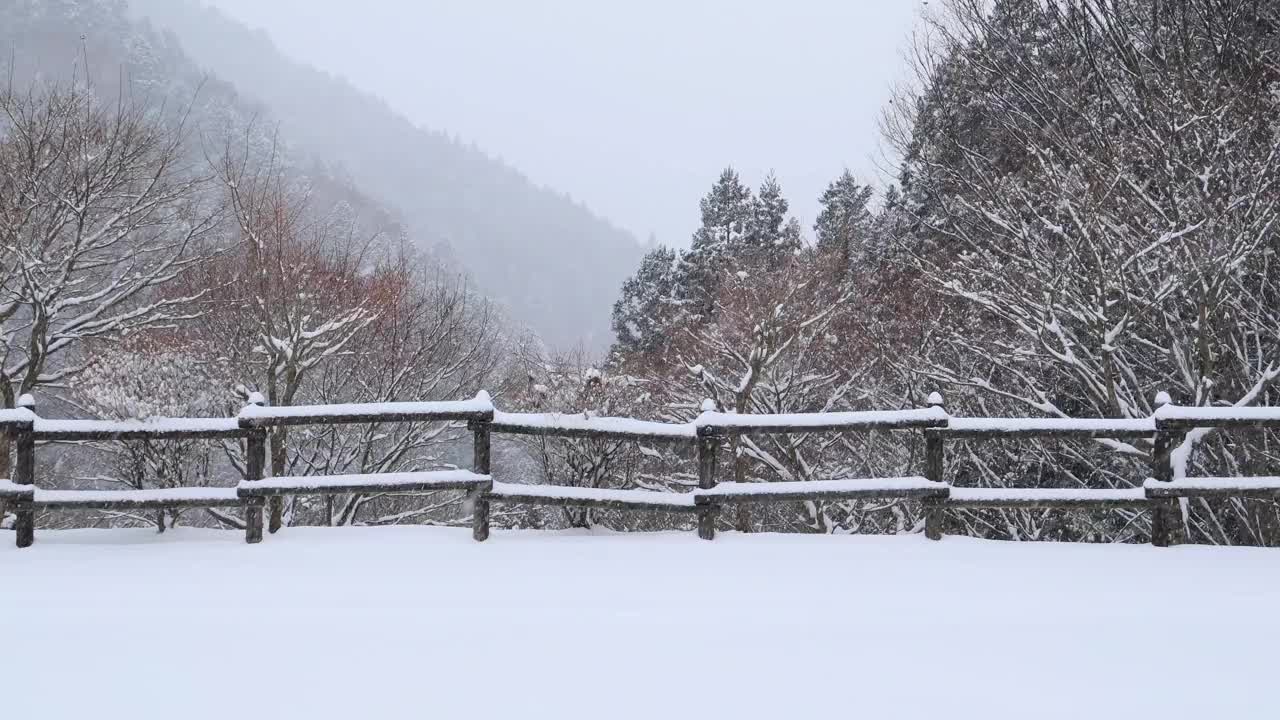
610 246 677 355
814 170 875 273
745 173 801 265
864 184 906 266
675 168 752 319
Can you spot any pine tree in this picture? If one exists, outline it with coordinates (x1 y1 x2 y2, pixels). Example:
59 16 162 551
814 170 875 273
675 168 752 319
745 173 801 265
610 246 677 355
865 184 905 265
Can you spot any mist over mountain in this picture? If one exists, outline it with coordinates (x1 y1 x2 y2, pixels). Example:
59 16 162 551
1 0 441 275
0 0 640 351
122 0 642 351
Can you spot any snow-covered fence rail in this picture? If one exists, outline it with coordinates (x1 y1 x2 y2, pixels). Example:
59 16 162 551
488 411 696 441
479 401 953 540
1142 401 1280 542
5 389 1280 548
696 406 949 435
940 417 1158 438
238 399 494 427
2 392 496 547
927 394 1183 545
483 405 714 537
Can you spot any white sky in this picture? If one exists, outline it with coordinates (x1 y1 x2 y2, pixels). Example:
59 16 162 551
203 0 922 247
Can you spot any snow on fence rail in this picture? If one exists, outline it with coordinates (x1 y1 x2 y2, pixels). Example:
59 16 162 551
32 487 243 510
695 407 949 434
490 411 697 441
240 470 492 497
0 407 36 425
943 416 1157 438
697 476 947 502
32 417 245 441
0 480 34 499
4 392 1280 549
238 393 495 427
1143 476 1280 498
487 405 950 441
946 487 1149 508
1154 404 1280 429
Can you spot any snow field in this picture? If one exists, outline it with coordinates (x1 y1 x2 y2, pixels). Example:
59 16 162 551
2 527 1277 719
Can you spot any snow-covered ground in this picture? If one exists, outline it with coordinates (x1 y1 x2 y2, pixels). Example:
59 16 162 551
2 528 1277 719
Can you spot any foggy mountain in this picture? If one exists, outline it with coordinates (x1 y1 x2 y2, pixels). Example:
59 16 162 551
1 0 438 277
125 0 643 351
0 0 641 351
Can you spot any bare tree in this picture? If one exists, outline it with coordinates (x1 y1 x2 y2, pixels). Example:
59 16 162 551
184 130 509 530
892 0 1280 543
290 268 503 527
195 131 383 529
67 337 239 530
0 79 220 476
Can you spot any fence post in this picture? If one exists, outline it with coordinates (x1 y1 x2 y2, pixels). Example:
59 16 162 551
1150 391 1183 547
695 399 720 541
267 441 284 534
470 418 492 542
14 393 36 549
244 393 267 544
924 391 946 541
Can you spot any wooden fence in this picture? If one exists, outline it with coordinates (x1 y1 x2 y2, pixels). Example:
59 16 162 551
2 390 1278 548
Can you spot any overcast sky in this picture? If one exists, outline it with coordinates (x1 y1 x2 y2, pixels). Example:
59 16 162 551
203 0 921 248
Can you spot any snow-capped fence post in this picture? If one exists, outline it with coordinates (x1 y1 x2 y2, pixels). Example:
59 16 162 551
268 490 285 535
1150 391 1182 547
695 399 720 541
243 393 268 544
923 391 946 540
13 393 37 548
470 417 492 542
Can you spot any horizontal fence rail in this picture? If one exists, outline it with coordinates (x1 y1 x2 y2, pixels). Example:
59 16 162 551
4 390 1280 549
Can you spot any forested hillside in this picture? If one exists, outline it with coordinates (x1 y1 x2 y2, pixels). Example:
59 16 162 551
586 0 1280 545
129 0 644 350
